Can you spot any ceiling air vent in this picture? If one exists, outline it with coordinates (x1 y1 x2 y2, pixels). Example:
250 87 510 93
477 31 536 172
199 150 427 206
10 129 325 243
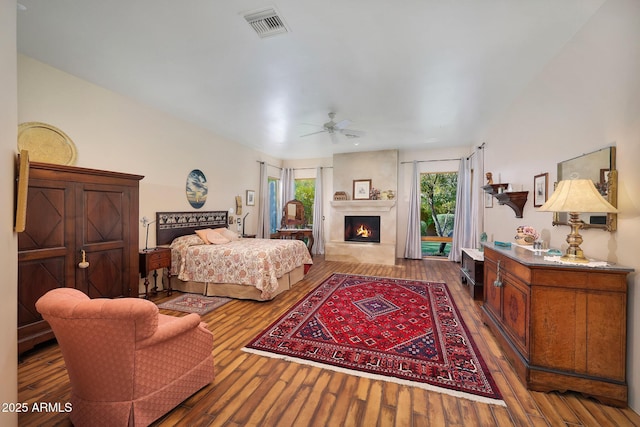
243 7 289 38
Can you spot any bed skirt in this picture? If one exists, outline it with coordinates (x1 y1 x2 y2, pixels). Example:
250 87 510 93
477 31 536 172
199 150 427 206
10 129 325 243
163 265 307 301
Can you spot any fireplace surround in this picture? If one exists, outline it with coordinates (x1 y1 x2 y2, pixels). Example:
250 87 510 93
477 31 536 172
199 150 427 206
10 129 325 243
344 215 381 243
325 200 396 265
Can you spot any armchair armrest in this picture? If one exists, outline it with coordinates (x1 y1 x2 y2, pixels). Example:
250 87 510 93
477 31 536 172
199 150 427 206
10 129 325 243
137 313 207 348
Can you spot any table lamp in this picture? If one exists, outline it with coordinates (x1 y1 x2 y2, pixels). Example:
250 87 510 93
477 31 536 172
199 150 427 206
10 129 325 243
537 179 617 263
140 216 156 251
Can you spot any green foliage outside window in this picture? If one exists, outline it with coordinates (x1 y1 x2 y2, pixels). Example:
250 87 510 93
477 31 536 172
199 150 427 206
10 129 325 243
294 179 315 225
420 172 457 238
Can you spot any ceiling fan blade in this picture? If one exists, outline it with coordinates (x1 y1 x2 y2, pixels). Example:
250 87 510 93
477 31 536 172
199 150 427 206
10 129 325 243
340 128 365 138
299 130 327 138
333 119 351 130
330 132 339 144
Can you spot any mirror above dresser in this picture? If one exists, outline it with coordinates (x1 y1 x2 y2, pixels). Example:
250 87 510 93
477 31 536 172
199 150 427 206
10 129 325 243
553 146 617 231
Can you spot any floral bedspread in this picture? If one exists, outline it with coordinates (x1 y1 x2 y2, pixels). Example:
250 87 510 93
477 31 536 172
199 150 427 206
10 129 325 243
170 235 313 299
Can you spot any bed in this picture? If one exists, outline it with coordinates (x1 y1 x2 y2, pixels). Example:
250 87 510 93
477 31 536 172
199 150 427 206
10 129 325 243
156 211 313 301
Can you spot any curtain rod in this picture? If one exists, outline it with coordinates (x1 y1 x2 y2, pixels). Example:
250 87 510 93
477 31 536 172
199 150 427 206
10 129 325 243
400 158 461 165
401 142 486 164
256 161 333 171
467 142 486 160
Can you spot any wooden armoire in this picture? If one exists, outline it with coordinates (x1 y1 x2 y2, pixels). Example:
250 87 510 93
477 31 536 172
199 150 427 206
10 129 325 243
18 162 144 354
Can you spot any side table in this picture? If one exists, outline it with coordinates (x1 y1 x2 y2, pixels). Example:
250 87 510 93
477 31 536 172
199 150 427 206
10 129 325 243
139 248 172 298
460 248 484 300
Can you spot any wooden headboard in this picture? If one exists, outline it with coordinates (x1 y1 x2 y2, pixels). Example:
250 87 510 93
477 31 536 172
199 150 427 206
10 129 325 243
155 211 228 246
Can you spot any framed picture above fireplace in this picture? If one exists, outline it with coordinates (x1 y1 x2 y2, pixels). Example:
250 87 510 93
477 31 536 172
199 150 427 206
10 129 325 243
353 179 372 200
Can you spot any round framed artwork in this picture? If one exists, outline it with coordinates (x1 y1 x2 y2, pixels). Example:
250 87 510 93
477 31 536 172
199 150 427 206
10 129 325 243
186 169 207 209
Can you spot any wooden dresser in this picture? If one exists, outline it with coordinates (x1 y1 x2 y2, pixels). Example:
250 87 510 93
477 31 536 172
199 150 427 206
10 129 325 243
482 243 633 407
18 162 143 354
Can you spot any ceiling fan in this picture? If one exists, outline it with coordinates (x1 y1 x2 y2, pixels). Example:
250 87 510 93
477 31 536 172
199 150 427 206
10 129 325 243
300 112 365 144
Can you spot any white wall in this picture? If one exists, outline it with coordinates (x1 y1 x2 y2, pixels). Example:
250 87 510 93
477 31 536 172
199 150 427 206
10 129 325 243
17 55 283 292
480 0 640 411
1 0 18 424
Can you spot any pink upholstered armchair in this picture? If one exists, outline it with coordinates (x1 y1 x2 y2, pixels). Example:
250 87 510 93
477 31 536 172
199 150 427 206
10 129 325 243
36 288 214 427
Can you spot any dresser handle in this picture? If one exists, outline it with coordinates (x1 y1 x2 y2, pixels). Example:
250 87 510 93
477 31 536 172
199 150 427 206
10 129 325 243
493 259 502 287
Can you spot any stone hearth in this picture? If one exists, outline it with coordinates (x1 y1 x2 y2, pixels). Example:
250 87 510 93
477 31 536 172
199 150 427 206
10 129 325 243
325 200 396 265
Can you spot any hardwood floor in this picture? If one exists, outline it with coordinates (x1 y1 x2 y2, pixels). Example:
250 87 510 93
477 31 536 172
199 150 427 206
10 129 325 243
18 256 640 426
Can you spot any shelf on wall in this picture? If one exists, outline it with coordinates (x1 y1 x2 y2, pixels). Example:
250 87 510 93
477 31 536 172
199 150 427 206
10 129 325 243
482 184 528 218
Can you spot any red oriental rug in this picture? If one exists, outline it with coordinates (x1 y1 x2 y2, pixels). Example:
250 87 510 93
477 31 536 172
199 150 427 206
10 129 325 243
244 273 504 405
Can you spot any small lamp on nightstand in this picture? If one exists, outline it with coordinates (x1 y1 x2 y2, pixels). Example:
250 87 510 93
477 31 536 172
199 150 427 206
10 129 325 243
140 216 156 251
537 179 617 263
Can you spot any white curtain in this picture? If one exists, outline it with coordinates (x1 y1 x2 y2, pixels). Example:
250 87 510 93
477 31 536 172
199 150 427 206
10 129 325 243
404 161 422 259
280 168 295 205
312 167 325 255
449 147 484 261
257 162 270 238
470 147 484 249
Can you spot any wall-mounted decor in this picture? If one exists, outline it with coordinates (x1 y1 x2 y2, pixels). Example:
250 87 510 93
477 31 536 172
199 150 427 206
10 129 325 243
353 179 372 200
533 173 548 207
484 192 493 208
246 190 255 206
18 122 77 165
14 150 30 232
186 169 207 209
554 146 617 231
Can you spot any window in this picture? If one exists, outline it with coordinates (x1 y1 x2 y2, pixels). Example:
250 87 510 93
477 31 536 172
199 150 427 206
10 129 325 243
268 177 279 234
294 178 315 225
420 172 457 257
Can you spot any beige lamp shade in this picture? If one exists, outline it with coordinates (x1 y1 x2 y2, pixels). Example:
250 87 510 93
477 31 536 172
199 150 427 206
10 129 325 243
538 179 617 213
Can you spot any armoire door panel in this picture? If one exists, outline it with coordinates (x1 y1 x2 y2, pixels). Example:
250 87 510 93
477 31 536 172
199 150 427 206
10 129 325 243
83 189 126 243
81 249 126 298
18 257 66 327
18 183 70 251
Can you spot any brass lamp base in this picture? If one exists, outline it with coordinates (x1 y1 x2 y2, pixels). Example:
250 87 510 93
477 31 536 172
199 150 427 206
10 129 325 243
562 212 589 263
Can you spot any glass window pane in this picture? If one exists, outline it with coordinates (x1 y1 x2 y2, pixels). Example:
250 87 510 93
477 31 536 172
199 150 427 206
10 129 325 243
420 172 457 257
268 177 279 233
294 178 315 225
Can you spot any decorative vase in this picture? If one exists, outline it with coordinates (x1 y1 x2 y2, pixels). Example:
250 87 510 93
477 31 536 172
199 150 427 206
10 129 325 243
515 226 538 245
515 233 535 245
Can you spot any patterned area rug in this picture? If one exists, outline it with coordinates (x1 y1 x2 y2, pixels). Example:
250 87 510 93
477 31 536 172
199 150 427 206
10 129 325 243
244 273 504 405
158 293 231 315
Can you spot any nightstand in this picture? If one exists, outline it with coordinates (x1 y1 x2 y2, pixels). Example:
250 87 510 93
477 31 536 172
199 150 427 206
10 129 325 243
139 248 172 298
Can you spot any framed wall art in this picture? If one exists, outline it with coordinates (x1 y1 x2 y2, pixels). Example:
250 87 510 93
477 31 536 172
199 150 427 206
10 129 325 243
246 190 255 206
186 169 207 209
485 192 493 208
353 179 372 200
533 173 548 207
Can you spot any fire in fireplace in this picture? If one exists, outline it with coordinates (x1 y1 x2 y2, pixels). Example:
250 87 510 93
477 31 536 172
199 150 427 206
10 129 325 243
344 215 381 243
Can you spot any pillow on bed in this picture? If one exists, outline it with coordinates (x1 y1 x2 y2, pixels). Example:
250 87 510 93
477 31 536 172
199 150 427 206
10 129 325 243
195 228 214 244
217 227 240 241
206 229 231 245
171 234 204 248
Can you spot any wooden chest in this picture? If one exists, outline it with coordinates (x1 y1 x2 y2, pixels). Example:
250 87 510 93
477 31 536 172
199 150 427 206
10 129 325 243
482 244 633 407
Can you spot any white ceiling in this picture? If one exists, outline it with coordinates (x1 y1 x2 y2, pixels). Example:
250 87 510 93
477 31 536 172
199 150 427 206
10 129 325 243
17 0 605 159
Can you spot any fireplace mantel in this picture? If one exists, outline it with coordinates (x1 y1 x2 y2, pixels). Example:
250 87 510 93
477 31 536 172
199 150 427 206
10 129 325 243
330 200 396 212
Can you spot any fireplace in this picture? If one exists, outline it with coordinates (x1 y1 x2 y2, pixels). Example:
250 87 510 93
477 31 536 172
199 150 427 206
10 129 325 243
344 215 381 243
